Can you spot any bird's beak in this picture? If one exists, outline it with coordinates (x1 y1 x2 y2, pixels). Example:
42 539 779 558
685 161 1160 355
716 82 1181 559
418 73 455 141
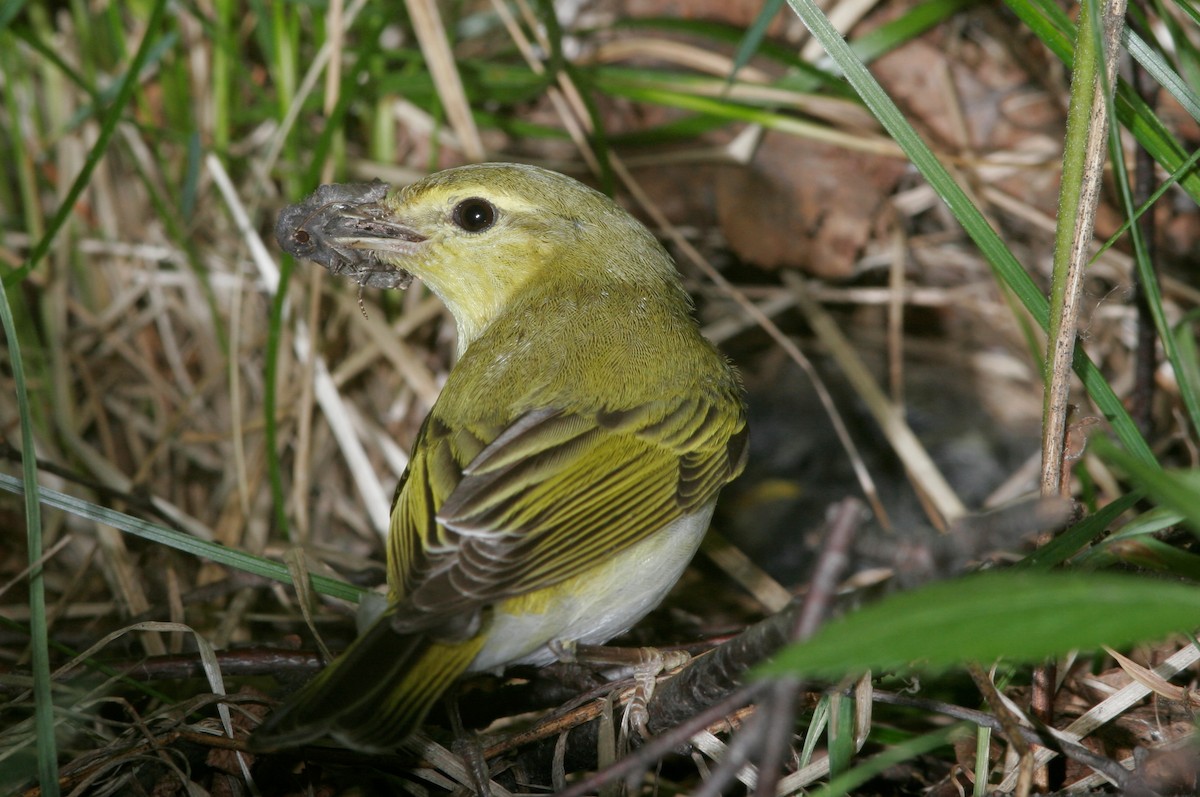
275 181 424 290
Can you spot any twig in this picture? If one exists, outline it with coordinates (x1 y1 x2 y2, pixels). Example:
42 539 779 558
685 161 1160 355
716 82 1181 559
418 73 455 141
664 498 865 797
750 497 866 797
998 641 1200 792
0 648 322 692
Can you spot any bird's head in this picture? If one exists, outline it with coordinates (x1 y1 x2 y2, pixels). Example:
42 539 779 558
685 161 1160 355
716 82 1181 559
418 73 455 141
276 163 677 353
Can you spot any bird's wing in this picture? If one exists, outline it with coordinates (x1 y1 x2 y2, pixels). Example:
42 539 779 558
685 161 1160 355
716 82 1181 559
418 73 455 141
387 394 747 626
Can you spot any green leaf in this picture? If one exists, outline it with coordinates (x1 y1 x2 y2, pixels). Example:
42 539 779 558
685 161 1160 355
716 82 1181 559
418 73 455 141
757 572 1200 678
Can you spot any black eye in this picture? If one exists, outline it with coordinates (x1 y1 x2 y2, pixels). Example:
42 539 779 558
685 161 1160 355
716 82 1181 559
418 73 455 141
452 198 496 232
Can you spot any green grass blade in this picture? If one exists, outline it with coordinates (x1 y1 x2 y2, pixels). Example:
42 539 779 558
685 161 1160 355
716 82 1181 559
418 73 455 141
0 263 58 797
849 0 974 63
827 688 855 778
9 24 98 103
1123 26 1200 124
1106 536 1200 582
729 0 785 82
1016 491 1141 570
1007 0 1200 203
610 16 844 84
212 0 234 152
1016 0 1200 128
810 724 966 797
1090 437 1200 535
1093 146 1200 262
786 0 1043 312
1042 0 1118 492
0 474 365 603
1101 61 1200 441
0 0 28 29
1174 311 1200 412
1 36 44 242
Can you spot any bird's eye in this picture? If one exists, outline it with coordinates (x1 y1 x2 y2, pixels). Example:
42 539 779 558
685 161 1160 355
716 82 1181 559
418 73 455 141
452 198 497 233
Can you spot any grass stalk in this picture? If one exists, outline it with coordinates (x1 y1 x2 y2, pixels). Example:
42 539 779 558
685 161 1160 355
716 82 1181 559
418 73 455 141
1041 0 1125 495
0 270 59 797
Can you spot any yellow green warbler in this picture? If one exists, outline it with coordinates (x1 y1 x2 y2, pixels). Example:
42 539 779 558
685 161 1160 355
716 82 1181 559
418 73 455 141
252 163 748 752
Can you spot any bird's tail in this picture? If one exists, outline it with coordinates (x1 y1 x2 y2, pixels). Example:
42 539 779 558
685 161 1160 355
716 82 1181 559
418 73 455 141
249 610 485 752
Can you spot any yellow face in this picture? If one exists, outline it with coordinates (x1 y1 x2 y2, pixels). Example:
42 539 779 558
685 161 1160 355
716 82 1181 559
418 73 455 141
376 164 677 347
379 168 586 334
276 162 680 352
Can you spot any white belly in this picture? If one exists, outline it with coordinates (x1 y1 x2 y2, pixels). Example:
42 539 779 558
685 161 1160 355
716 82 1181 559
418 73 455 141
467 501 715 672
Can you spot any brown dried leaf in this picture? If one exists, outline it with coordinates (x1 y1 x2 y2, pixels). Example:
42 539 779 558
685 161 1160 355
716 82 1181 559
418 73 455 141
716 133 907 277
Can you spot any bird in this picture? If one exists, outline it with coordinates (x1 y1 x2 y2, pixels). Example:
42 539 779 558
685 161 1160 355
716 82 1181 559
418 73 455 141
252 162 748 752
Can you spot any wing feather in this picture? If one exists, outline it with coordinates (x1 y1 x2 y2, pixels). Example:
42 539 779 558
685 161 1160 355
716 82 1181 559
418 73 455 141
387 391 746 622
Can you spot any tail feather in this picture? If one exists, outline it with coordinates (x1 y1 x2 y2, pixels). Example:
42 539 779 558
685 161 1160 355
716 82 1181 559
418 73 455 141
250 611 485 752
331 636 483 750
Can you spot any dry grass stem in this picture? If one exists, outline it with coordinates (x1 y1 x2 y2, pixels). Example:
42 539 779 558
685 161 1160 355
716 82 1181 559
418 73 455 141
998 641 1200 791
404 0 485 160
208 153 393 534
